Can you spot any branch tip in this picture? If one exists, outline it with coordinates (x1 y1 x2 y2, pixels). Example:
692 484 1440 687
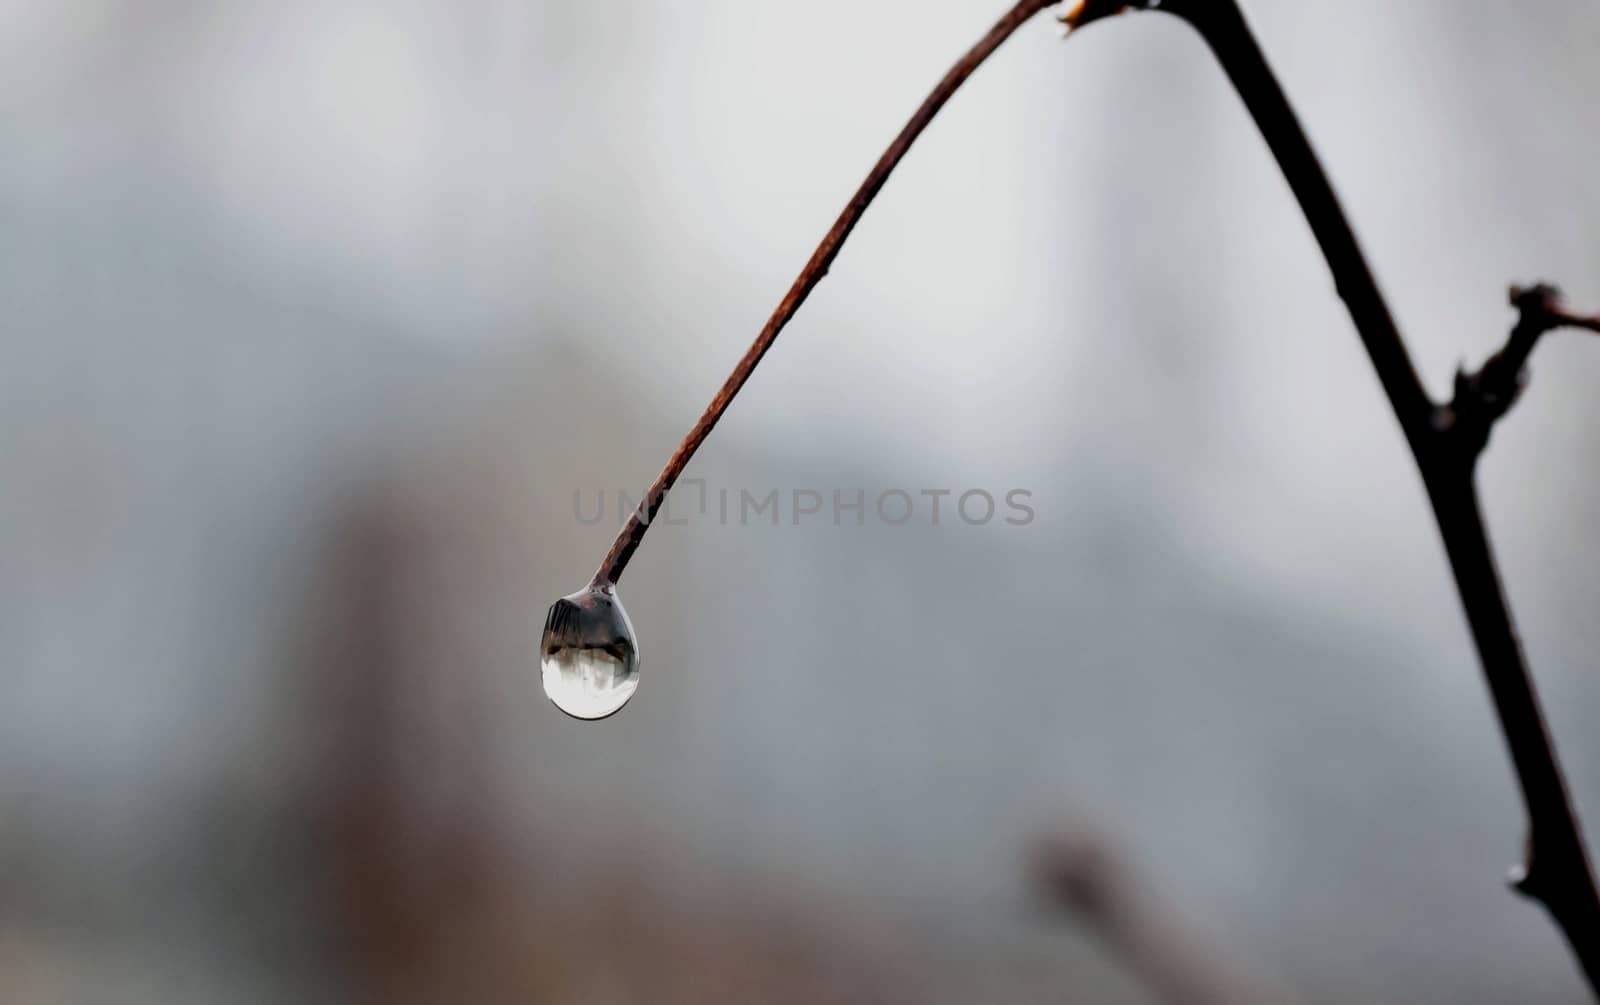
1510 281 1600 336
1447 279 1600 453
1510 282 1562 314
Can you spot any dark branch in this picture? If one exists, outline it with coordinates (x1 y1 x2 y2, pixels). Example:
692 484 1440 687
1137 0 1600 994
1151 0 1437 441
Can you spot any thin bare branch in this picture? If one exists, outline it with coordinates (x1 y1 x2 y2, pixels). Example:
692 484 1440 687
591 0 1060 588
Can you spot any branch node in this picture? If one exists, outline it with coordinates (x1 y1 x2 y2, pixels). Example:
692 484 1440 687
1447 280 1598 457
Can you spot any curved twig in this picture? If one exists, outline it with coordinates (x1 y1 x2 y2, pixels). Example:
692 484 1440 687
576 0 1600 993
591 0 1059 588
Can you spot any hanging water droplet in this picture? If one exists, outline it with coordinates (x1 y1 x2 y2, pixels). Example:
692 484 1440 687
540 584 640 720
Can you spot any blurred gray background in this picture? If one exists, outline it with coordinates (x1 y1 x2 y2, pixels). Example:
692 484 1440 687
3 0 1599 1000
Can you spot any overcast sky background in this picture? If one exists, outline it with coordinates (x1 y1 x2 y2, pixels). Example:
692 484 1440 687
4 1 1600 1001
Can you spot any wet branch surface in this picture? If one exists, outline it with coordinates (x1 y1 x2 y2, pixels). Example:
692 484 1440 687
588 0 1600 992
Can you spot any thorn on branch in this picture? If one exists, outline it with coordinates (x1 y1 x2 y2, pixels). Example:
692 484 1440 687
1449 282 1600 455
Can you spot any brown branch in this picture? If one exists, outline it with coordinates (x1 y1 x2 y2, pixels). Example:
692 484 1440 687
590 0 1060 588
573 0 1600 993
1035 829 1300 1004
1110 0 1600 993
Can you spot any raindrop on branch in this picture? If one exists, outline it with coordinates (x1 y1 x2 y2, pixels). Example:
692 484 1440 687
540 584 640 720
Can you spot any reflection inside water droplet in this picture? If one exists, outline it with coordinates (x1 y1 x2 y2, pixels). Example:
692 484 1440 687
540 585 639 720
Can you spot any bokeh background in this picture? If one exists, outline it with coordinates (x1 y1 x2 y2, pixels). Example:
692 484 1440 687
4 0 1600 1000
